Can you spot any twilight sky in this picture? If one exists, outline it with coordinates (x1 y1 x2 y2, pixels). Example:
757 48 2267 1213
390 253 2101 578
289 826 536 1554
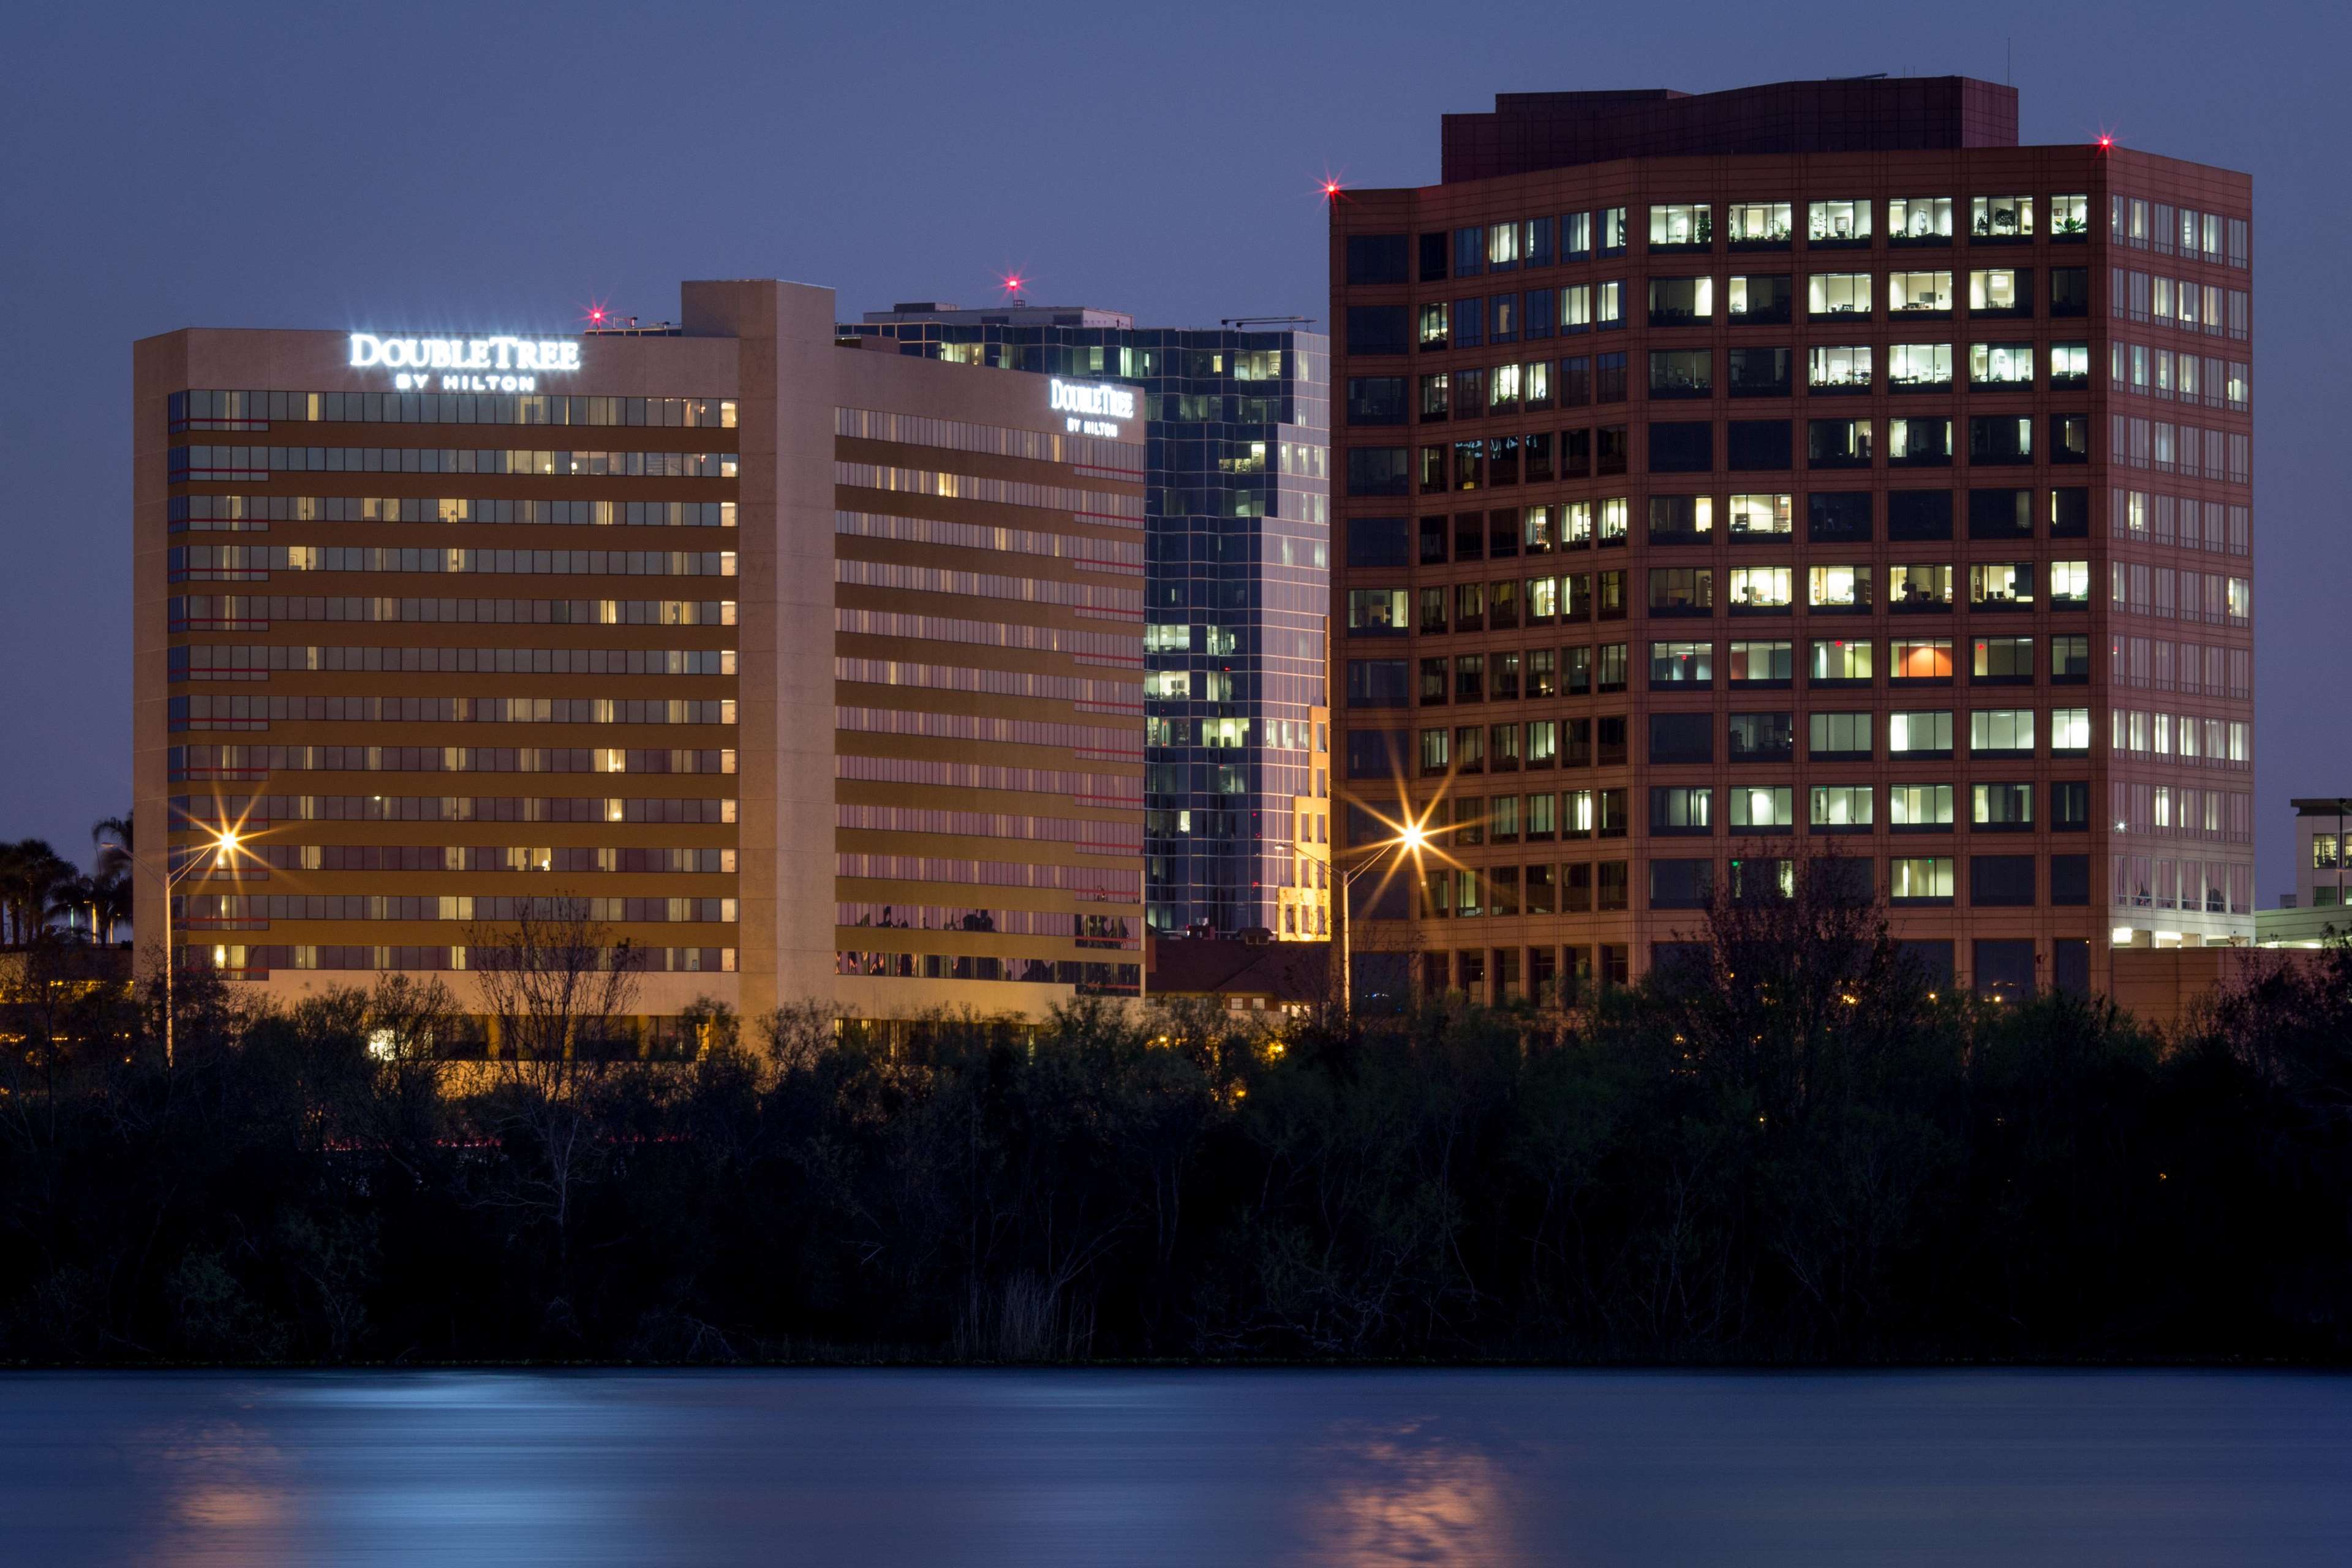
3 0 2344 900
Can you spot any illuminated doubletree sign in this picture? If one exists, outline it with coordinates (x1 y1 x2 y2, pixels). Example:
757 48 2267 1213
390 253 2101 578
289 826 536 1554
348 333 584 393
1049 377 1135 438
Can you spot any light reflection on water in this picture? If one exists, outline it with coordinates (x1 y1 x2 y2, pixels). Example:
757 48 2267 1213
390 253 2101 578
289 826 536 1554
0 1369 2344 1566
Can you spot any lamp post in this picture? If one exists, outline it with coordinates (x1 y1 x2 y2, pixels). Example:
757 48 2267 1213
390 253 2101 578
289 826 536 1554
157 825 243 1068
1337 821 1427 1019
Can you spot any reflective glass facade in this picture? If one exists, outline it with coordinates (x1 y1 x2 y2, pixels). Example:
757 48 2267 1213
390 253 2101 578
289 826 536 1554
844 306 1332 937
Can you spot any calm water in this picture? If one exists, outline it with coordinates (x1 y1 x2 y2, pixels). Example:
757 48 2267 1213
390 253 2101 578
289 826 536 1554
0 1369 2345 1565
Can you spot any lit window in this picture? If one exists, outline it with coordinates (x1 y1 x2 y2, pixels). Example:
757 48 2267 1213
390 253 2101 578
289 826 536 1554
1730 786 1795 828
1888 344 1953 390
1727 566 1792 610
1807 564 1869 610
1890 785 1956 828
1969 562 2034 606
1808 345 1872 392
1890 638 1954 680
1888 197 1953 243
1807 200 1871 243
1970 709 2035 754
1887 270 1954 314
1889 564 1953 608
1810 638 1873 682
1727 493 1792 537
2049 195 2091 238
1811 785 1873 827
1970 195 2034 239
1969 270 2027 315
1970 342 2035 386
1649 203 1711 248
1807 273 1872 318
1890 856 1956 902
1889 711 1954 755
1726 202 1793 246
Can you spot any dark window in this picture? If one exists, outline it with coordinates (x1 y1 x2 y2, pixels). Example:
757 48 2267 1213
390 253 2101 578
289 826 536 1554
1597 424 1629 474
1649 421 1712 473
1417 517 1447 565
1967 488 2034 538
1597 717 1628 766
1454 297 1485 349
1345 516 1408 568
1899 940 1956 989
1560 356 1593 407
1419 232 1449 283
1968 415 2033 465
1728 711 1795 762
1345 728 1408 779
2050 487 2090 538
1344 306 1409 356
1727 347 1792 398
1346 235 1409 285
1888 489 1954 541
1807 418 1872 468
2050 266 2090 317
1807 492 1872 543
1888 417 1953 467
1455 227 1485 279
1649 858 1715 909
2051 414 2090 464
1649 277 1711 326
1346 377 1406 426
1595 353 1628 404
1560 426 1592 477
2051 636 2092 682
1346 447 1410 496
1728 274 1793 323
1524 431 1554 482
1973 938 2036 1000
1727 420 1792 470
1971 856 2035 907
2051 854 2091 906
2052 781 2092 830
1345 659 1410 707
2052 937 2089 994
1649 712 1713 764
1649 349 1712 398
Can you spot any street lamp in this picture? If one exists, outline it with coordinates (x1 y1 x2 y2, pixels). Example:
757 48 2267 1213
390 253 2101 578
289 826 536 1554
157 823 245 1068
1337 819 1430 1019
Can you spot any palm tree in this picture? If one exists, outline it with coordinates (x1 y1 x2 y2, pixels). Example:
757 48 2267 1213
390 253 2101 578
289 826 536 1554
92 813 134 883
0 840 74 946
92 871 131 945
45 874 97 944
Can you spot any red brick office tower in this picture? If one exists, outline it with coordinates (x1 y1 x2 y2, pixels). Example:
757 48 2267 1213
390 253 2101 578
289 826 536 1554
1330 78 2253 1003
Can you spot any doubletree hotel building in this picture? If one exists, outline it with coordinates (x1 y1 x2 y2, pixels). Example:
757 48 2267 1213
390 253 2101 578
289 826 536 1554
134 280 1147 1027
1330 78 2256 1004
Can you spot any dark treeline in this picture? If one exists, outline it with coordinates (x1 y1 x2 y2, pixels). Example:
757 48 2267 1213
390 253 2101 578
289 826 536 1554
2 875 2350 1364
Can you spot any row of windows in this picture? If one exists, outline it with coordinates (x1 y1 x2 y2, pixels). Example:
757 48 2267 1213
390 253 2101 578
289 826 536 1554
844 657 1140 711
2109 564 2253 624
1351 491 2093 564
1353 340 2098 424
834 954 1141 995
169 893 737 924
172 596 736 630
2110 782 2255 842
1368 703 2095 761
227 844 734 874
835 706 1140 762
169 695 734 731
840 904 1138 943
184 945 736 976
835 608 1139 667
170 390 739 431
2110 709 2255 767
835 406 1144 476
833 557 1143 617
1406 854 2093 918
2114 856 2256 914
838 752 1142 807
174 794 738 825
171 446 739 481
170 645 734 680
2109 197 2250 266
170 745 736 780
1348 198 2116 288
169 546 736 581
835 462 1147 525
1344 633 2093 691
2109 637 2251 698
2110 270 2250 337
1352 562 2093 636
835 804 1142 853
170 496 735 533
2109 345 2250 410
834 510 1147 572
1346 417 2100 492
834 853 1143 900
2110 418 2250 482
1344 268 2091 355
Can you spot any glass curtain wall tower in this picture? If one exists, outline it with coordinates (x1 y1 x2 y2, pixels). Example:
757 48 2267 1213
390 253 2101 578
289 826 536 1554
845 304 1332 939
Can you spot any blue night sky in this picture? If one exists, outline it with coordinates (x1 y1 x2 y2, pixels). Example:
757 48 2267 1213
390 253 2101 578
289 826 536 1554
4 0 2344 900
